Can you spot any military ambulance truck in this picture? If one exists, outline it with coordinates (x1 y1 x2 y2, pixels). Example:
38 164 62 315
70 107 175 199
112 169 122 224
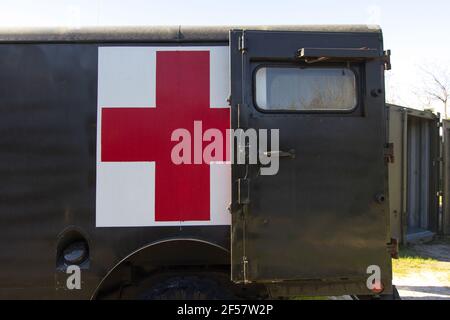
0 25 397 299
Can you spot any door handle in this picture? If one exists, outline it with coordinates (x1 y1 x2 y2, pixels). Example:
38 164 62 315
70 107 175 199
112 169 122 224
262 149 296 159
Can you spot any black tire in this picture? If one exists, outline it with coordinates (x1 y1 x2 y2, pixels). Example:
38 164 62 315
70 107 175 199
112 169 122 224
139 274 236 300
129 271 268 300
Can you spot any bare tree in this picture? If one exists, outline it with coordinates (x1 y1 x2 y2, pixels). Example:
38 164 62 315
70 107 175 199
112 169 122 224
420 66 450 118
385 72 402 105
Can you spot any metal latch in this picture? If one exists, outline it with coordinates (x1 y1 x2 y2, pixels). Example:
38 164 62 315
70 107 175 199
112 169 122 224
384 143 394 163
242 256 250 284
263 149 296 159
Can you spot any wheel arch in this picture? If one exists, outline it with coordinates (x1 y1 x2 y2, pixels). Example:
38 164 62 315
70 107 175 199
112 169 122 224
91 238 230 299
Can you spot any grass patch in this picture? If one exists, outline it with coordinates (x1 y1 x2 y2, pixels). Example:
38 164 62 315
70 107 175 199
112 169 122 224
393 245 447 277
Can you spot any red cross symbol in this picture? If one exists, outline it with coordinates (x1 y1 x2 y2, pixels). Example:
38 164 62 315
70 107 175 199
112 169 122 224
101 51 229 222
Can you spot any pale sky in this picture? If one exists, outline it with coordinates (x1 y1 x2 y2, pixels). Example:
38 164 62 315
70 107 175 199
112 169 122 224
1 0 449 113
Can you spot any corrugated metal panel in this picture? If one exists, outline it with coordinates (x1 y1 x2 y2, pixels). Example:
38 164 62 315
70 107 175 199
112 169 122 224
407 116 431 232
386 104 440 243
443 120 450 235
387 105 405 241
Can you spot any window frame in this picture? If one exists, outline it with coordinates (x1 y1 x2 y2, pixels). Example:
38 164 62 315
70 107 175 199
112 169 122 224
252 62 362 115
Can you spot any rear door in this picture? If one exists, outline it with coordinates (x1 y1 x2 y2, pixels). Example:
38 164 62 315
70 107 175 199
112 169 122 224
230 30 392 285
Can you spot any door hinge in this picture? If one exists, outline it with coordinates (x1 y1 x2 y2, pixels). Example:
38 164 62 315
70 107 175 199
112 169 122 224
238 34 247 53
384 143 394 163
383 50 392 71
387 238 399 259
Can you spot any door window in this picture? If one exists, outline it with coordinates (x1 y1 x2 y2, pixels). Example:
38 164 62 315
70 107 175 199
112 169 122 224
255 67 357 111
